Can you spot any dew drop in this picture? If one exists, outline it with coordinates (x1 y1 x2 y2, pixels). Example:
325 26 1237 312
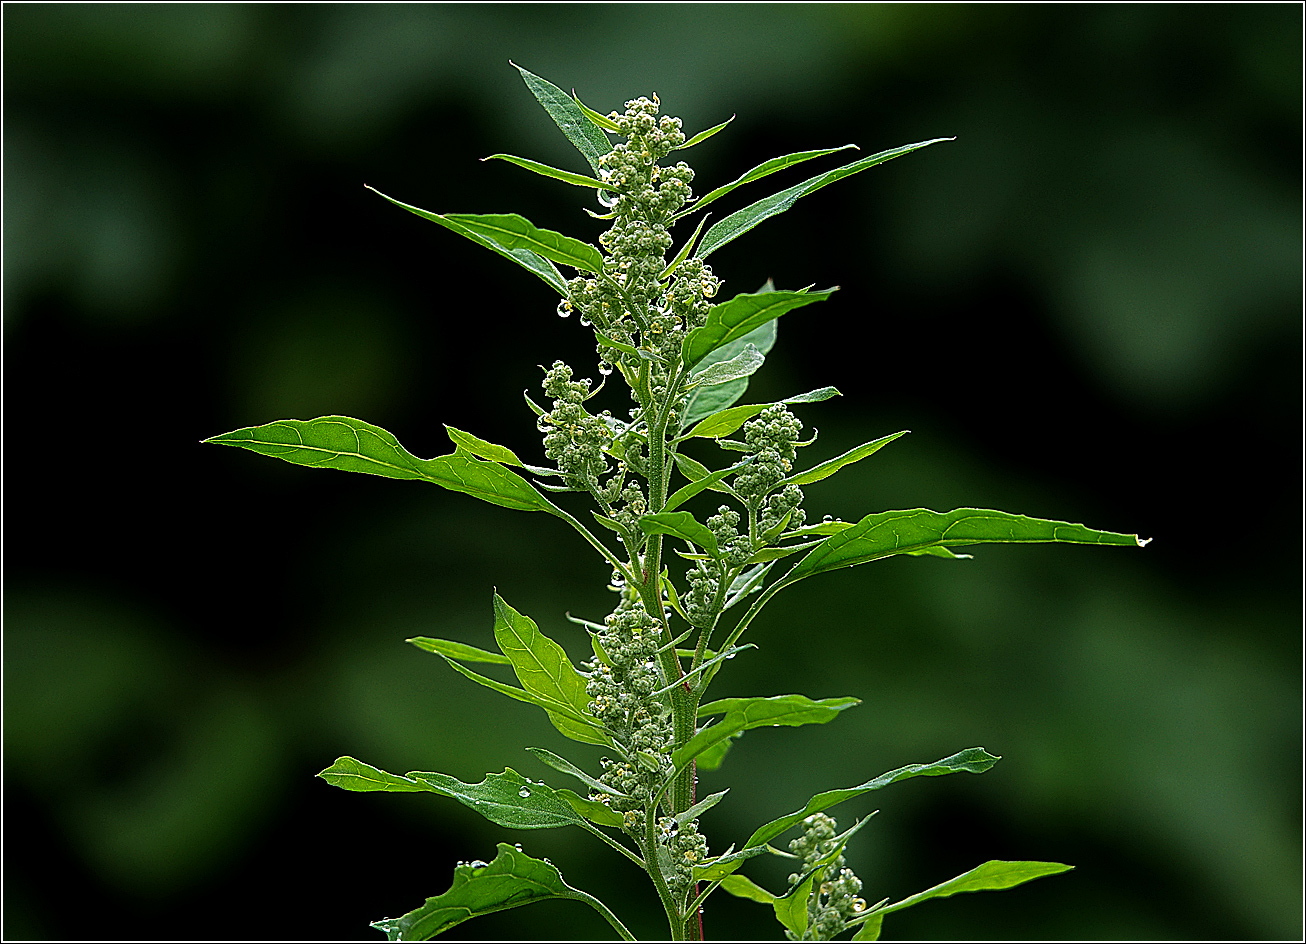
724 650 736 660
579 315 592 327
518 787 532 798
470 859 488 870
598 190 619 208
599 364 614 376
823 514 833 523
515 843 523 851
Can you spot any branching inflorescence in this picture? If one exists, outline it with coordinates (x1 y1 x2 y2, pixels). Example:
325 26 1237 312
207 64 1147 941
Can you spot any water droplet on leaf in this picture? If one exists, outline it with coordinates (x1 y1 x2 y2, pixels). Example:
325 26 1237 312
518 787 532 798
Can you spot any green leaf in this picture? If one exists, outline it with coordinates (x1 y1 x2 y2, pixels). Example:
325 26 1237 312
482 153 610 189
662 458 749 513
526 747 629 799
660 212 711 280
743 748 1000 852
684 386 841 440
513 63 613 176
571 90 621 132
774 873 816 938
674 788 730 827
719 873 777 905
441 212 604 274
785 430 909 486
680 311 779 430
693 844 770 882
405 766 584 830
366 186 569 293
852 860 1073 940
788 508 1149 582
318 756 433 793
205 416 555 513
372 841 633 940
555 788 624 829
676 114 735 150
671 452 735 498
406 637 512 665
638 510 719 557
673 695 860 770
685 144 859 216
683 287 837 369
690 343 765 387
696 138 953 259
444 426 524 467
492 594 600 746
693 733 738 772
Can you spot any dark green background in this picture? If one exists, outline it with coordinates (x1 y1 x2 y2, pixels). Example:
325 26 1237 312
4 4 1300 940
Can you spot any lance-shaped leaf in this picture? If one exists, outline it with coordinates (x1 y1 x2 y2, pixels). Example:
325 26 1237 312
492 594 599 745
690 343 765 387
482 153 610 190
787 508 1148 583
444 426 524 467
684 386 841 440
205 416 555 513
676 114 735 150
681 307 779 429
785 430 909 487
318 756 434 794
673 695 860 770
405 766 585 830
441 212 604 274
407 637 512 665
743 748 1000 852
555 788 624 829
418 646 609 748
526 747 629 800
684 287 837 369
684 144 858 216
367 186 569 294
571 90 621 132
513 62 613 176
371 842 634 941
639 510 720 557
851 861 1073 942
662 458 749 513
697 138 953 259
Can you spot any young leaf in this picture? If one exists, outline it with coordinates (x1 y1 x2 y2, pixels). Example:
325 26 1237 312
784 430 909 486
512 62 613 176
850 860 1074 941
492 594 597 745
371 841 634 941
660 212 711 281
482 153 610 190
318 756 434 794
406 637 512 665
696 138 954 259
683 144 859 216
683 386 841 440
662 458 750 513
442 212 604 274
444 426 524 467
676 114 735 150
743 748 1000 852
366 186 569 293
787 508 1148 582
205 416 555 513
571 90 621 132
683 287 836 369
555 788 625 829
639 510 720 557
671 452 735 498
526 746 629 798
404 766 584 830
673 695 860 770
718 873 777 904
689 342 766 387
681 314 779 429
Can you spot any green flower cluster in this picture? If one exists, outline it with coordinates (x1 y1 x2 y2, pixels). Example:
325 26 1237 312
786 813 868 941
538 360 610 488
734 404 809 537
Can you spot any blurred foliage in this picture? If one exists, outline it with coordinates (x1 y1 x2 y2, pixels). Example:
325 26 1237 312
3 4 1300 941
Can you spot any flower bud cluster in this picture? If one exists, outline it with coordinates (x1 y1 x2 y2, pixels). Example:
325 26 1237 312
734 404 808 535
584 595 671 834
657 817 709 892
785 813 868 941
539 360 610 487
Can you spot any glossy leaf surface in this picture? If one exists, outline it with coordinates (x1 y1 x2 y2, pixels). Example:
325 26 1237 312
483 153 609 189
681 311 778 429
206 416 554 513
690 342 765 387
696 138 953 259
851 860 1073 941
788 508 1147 582
684 386 841 440
673 695 860 769
676 114 735 150
367 186 569 294
406 637 512 665
639 511 720 557
785 430 909 486
372 842 633 940
683 287 836 369
444 426 524 467
686 144 858 215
